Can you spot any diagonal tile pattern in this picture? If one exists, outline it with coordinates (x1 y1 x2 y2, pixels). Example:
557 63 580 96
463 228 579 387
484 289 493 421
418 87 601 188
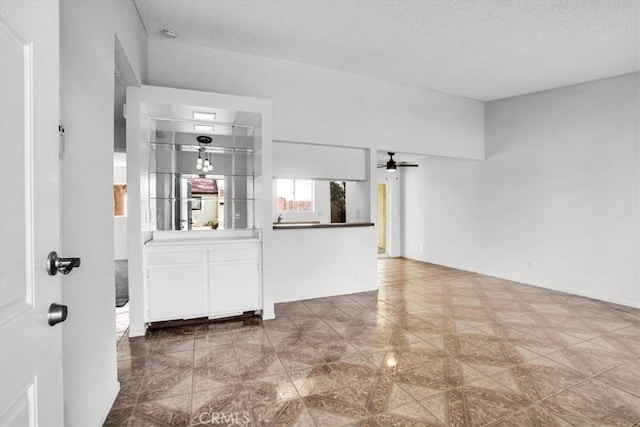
106 258 640 426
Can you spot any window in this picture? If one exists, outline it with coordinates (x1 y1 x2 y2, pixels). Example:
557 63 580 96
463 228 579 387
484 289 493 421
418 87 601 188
330 181 346 223
276 179 314 212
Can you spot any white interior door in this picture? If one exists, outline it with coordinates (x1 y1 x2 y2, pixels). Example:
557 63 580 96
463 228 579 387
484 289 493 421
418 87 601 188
1 1 63 425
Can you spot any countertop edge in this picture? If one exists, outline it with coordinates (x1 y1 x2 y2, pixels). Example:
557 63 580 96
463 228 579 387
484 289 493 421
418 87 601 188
272 222 374 230
145 238 262 246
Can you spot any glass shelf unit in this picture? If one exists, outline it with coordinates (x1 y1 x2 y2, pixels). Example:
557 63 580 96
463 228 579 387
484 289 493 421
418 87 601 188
150 196 255 231
150 174 254 199
151 146 254 177
148 118 256 231
150 141 253 153
150 118 255 149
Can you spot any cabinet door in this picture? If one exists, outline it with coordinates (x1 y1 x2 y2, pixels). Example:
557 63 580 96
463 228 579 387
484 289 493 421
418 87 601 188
148 265 207 321
209 261 260 316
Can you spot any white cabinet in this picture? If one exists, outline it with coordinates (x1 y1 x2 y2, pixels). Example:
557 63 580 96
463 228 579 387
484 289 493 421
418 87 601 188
148 265 207 321
143 237 261 323
208 262 259 314
208 243 261 317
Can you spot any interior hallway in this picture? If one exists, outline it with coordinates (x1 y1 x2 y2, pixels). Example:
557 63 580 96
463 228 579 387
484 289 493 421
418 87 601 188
106 258 640 426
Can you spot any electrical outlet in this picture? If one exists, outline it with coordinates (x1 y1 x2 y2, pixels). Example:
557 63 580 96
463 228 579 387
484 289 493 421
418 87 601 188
419 244 424 251
528 261 535 270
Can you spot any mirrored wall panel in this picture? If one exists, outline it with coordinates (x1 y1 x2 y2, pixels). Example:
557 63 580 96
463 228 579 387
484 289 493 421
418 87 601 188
148 119 256 231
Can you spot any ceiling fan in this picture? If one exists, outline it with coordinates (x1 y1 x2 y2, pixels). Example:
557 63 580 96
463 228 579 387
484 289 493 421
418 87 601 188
378 152 419 172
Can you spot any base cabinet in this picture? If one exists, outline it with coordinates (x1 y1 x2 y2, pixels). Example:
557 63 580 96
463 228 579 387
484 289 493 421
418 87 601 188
144 241 261 322
148 265 207 321
209 261 260 316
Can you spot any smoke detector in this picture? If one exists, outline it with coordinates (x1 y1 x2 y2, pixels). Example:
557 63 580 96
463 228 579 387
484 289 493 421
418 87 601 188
162 29 178 39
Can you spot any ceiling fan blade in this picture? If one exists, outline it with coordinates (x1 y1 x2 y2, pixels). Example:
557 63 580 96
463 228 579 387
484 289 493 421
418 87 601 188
398 164 419 167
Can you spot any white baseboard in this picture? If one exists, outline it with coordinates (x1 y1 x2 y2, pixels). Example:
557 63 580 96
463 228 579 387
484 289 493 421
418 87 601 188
402 256 640 310
475 269 640 310
275 284 378 304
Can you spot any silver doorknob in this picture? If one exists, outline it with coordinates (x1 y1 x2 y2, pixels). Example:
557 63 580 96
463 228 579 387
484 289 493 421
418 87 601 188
46 251 81 276
48 303 68 326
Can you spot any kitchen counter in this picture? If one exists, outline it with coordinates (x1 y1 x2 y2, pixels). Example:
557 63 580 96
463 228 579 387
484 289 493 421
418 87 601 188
271 223 378 302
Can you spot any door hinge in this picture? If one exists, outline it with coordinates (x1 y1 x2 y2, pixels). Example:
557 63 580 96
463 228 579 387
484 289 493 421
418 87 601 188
58 125 65 156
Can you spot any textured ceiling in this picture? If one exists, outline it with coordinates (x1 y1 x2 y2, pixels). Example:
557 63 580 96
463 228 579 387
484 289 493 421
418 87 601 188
134 0 639 101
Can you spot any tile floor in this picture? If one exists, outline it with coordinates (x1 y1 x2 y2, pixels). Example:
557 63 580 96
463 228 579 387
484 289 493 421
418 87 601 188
116 303 130 340
105 258 640 426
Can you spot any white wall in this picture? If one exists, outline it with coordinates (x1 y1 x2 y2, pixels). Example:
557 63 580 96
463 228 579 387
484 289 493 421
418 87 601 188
273 141 367 180
148 39 484 160
272 227 378 302
403 73 640 308
59 1 147 425
402 157 482 267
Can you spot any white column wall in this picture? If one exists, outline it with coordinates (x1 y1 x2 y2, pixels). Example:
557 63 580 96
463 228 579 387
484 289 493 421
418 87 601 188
59 1 147 425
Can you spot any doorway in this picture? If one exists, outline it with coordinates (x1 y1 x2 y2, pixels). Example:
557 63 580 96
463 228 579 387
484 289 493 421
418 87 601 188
113 39 138 340
377 183 386 255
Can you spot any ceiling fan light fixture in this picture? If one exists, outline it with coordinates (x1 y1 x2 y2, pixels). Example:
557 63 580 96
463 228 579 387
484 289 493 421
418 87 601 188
377 151 419 170
386 152 397 172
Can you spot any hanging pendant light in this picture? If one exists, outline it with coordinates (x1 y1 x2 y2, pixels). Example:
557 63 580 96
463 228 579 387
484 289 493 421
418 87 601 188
195 135 212 171
204 152 210 173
